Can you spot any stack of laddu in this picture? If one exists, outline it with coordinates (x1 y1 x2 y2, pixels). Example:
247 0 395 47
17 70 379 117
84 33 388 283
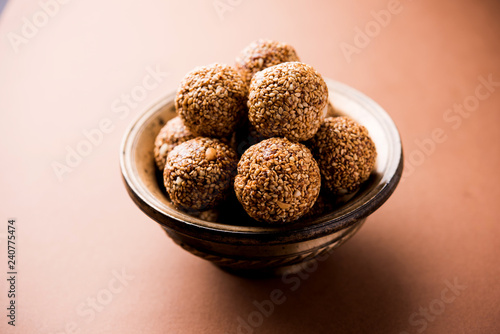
153 40 377 224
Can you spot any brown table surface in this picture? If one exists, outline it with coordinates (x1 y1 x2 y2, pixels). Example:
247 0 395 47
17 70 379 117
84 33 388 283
1 0 499 333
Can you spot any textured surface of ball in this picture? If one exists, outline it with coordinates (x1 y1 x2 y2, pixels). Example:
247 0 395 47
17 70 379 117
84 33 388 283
248 62 328 142
175 64 247 138
234 137 321 224
308 116 377 194
235 39 300 85
164 137 238 210
154 116 196 171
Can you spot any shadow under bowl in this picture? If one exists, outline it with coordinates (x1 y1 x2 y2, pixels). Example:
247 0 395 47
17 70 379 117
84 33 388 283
120 79 403 276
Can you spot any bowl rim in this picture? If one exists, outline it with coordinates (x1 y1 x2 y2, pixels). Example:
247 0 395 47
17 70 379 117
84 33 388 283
120 79 403 245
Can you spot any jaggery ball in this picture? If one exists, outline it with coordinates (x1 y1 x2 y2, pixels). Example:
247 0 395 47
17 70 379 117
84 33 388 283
164 137 238 210
175 64 247 138
154 116 196 171
308 116 377 194
234 138 321 224
235 39 300 85
247 62 328 142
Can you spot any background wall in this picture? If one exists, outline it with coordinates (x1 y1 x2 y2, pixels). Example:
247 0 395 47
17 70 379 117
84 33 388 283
0 0 499 333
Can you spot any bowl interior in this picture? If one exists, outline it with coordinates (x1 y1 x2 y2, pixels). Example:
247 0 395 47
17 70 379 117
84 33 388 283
120 79 403 240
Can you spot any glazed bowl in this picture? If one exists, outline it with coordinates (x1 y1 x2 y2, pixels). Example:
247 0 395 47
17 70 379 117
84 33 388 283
120 79 403 276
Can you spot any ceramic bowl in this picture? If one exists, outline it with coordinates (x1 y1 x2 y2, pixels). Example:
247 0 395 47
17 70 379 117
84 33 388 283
120 79 403 276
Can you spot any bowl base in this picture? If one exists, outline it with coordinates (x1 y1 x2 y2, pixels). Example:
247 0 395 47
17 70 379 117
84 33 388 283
163 218 366 277
216 258 321 279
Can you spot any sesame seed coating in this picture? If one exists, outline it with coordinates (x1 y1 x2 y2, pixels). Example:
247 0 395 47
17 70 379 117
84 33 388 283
164 137 238 210
175 64 247 138
234 137 321 224
154 116 196 171
248 62 328 142
307 116 377 194
235 39 300 85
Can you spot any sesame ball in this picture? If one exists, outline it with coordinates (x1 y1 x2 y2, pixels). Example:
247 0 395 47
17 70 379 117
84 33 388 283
234 138 321 224
175 63 247 138
235 39 300 85
164 137 238 210
308 116 377 194
248 62 328 142
153 116 196 171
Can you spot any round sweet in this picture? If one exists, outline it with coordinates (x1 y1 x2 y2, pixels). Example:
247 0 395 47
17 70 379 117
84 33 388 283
308 116 377 194
175 64 247 138
234 137 321 224
235 39 300 85
153 116 196 171
164 137 238 210
248 62 328 142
